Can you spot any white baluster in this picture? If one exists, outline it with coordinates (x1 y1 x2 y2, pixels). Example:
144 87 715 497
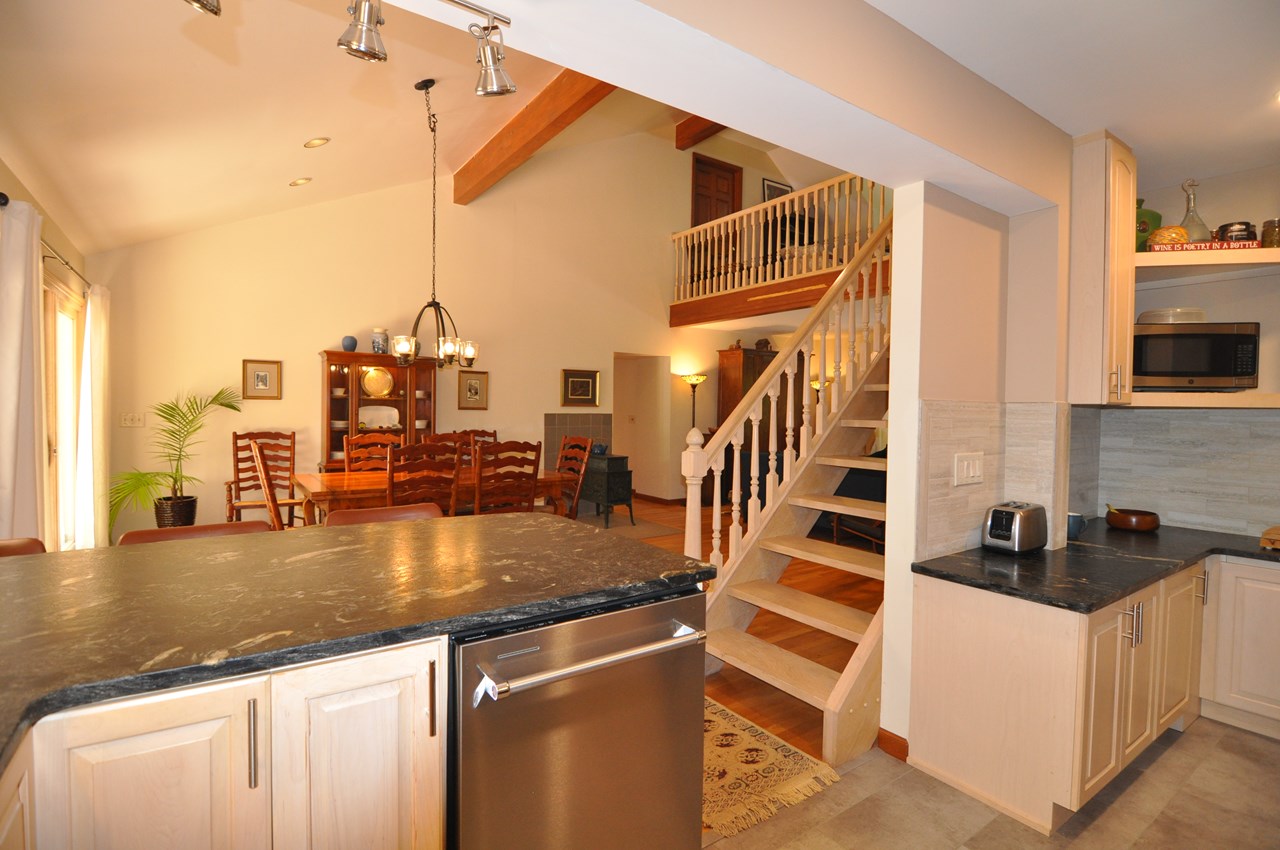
830 300 844 410
709 454 724 567
728 428 744 563
783 360 796 483
799 344 812 462
765 384 779 505
874 246 885 354
846 281 859 383
747 410 762 530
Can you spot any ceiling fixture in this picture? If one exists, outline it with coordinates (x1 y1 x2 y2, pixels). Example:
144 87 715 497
303 137 331 149
289 177 312 187
681 374 708 429
394 80 477 370
338 0 387 63
443 0 516 96
182 0 221 15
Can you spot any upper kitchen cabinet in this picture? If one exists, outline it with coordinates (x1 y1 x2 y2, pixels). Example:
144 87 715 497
1068 131 1137 406
1069 131 1280 408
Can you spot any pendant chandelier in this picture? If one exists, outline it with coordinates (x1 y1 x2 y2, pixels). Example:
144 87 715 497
394 79 477 369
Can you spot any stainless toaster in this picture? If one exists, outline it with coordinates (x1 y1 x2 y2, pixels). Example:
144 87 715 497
982 501 1047 553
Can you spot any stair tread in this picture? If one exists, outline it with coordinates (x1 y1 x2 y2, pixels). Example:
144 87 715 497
730 580 874 642
817 455 887 470
706 629 837 709
760 535 886 580
789 494 886 521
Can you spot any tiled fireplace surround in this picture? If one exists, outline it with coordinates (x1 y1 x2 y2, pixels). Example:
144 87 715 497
919 399 1280 557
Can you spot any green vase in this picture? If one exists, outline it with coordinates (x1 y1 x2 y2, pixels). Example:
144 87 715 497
1136 199 1162 252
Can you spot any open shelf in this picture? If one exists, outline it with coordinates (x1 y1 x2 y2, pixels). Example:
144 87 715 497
1135 247 1280 286
1127 391 1280 409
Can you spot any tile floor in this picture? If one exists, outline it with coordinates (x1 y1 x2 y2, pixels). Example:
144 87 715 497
703 718 1280 849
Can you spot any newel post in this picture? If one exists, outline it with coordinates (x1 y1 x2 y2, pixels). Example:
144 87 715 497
681 428 708 560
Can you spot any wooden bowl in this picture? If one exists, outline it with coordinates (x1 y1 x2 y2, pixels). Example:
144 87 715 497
1106 508 1160 532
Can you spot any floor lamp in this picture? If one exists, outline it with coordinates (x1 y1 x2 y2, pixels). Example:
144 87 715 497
681 374 707 429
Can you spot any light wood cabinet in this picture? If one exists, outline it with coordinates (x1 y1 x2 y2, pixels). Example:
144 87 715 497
27 637 449 850
1155 563 1204 732
33 675 272 850
320 350 436 472
1068 131 1136 405
0 734 33 850
1202 556 1280 734
911 564 1200 834
272 639 446 850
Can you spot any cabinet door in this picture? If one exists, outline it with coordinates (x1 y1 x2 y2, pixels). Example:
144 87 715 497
1210 558 1280 720
1120 584 1159 764
271 639 446 850
1156 564 1204 732
34 676 271 850
0 734 33 850
1104 139 1137 404
1078 600 1125 801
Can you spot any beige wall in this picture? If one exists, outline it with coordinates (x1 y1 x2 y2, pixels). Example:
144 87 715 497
92 123 757 536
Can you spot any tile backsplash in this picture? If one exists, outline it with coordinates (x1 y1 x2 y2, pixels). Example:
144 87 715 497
1076 407 1280 537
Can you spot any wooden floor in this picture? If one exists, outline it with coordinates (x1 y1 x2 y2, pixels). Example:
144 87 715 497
627 497 883 760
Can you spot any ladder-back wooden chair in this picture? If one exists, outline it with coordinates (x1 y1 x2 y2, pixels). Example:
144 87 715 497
226 431 304 526
249 440 287 531
324 503 444 527
474 440 541 514
388 441 463 516
118 521 272 545
554 436 592 520
344 432 404 472
0 538 45 557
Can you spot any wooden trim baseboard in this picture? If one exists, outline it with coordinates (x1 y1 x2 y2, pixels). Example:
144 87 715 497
876 728 908 762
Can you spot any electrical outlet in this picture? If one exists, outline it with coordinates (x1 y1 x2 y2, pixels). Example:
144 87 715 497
953 451 983 486
120 413 145 428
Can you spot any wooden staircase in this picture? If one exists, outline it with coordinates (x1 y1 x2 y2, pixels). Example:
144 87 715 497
681 213 892 766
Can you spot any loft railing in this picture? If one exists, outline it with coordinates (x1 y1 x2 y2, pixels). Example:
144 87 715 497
672 173 890 303
681 214 892 566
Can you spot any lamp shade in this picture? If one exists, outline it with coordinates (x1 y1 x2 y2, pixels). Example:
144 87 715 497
475 43 516 96
338 0 387 62
184 0 221 14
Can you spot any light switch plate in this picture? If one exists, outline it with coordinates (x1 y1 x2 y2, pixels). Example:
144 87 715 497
120 413 145 427
954 451 983 486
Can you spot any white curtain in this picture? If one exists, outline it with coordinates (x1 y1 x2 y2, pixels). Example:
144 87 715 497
74 285 109 548
0 201 46 540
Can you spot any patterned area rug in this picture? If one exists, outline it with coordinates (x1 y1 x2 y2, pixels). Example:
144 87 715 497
703 698 840 837
574 511 675 539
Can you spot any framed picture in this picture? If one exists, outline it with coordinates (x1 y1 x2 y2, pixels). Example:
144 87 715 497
242 359 282 400
762 178 792 201
561 369 600 407
458 370 489 410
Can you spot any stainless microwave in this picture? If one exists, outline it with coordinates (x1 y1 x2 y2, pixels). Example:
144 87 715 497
1132 322 1259 390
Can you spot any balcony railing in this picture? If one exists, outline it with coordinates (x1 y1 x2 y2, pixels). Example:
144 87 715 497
672 174 890 303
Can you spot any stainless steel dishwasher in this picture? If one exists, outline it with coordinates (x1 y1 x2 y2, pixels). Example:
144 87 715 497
450 589 706 850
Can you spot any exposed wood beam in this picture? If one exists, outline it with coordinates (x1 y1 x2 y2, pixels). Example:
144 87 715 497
675 116 726 150
453 70 616 206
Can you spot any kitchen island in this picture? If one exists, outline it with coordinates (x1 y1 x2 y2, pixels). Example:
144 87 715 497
0 514 714 849
910 521 1278 834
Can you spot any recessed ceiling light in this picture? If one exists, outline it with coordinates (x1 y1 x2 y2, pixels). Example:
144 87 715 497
303 137 331 149
289 177 313 187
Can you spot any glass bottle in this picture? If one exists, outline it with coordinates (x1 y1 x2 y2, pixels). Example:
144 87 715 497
1179 179 1212 243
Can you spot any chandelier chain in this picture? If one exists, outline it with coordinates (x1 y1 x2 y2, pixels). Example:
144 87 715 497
423 83 438 303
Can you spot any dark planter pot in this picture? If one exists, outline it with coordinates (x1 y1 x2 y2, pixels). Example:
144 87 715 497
154 496 198 528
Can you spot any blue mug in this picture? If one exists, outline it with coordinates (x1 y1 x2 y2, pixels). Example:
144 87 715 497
1067 512 1087 540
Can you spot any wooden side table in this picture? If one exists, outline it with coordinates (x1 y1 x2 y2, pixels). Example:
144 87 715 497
582 454 634 528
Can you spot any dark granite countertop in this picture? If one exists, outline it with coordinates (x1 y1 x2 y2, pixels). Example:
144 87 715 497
913 521 1279 614
0 513 714 774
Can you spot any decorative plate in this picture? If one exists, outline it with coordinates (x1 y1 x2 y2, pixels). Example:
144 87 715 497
361 366 394 398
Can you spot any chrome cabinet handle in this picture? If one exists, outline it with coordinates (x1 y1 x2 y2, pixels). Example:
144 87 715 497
1122 607 1138 647
472 621 706 707
1136 601 1144 646
428 659 437 738
247 698 259 790
1194 573 1208 606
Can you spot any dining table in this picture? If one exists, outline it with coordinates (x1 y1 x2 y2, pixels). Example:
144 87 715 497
292 468 576 526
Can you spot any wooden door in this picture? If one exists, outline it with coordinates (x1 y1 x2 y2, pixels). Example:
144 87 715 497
1156 564 1204 732
1121 584 1160 765
1078 600 1125 803
1210 558 1280 720
34 676 271 850
692 154 741 227
272 639 446 850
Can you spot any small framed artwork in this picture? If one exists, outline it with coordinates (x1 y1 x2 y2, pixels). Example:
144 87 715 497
242 359 282 400
458 370 489 410
762 178 792 201
561 369 600 407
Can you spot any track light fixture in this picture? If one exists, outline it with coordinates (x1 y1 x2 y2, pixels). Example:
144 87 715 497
339 0 388 63
183 0 221 15
442 0 516 96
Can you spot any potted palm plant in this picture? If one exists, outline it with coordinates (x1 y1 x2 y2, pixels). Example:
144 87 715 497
109 386 242 532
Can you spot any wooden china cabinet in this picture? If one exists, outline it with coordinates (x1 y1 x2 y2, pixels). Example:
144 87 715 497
319 350 436 472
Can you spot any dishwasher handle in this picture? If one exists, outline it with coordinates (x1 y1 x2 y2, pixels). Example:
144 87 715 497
472 620 706 707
